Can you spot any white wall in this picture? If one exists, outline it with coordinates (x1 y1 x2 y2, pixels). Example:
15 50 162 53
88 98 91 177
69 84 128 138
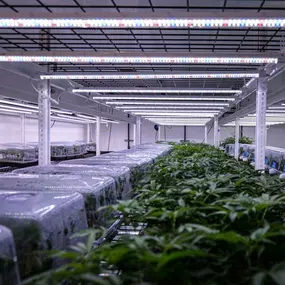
0 114 86 144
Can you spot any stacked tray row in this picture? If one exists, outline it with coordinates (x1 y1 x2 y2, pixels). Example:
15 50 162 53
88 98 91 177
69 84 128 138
225 143 285 174
0 143 172 284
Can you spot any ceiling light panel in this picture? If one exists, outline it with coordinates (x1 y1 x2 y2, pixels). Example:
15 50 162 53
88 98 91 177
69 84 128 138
0 56 277 64
1 18 285 29
40 72 259 80
78 88 240 94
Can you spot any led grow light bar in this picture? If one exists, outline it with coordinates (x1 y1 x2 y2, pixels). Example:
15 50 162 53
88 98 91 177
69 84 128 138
269 106 285 109
131 109 219 113
78 88 240 94
76 114 119 124
93 96 235 101
0 108 32 115
115 106 225 110
107 101 229 106
0 104 39 113
1 18 285 29
0 99 38 109
138 113 215 117
0 55 277 64
40 72 259 80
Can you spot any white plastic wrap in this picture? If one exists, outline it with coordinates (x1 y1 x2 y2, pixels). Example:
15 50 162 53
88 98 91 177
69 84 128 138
0 225 20 285
0 191 87 279
28 141 88 158
14 164 131 200
0 143 37 162
0 173 117 227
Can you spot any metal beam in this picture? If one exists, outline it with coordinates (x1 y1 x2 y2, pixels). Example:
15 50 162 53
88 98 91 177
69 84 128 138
38 79 51 165
214 116 218 147
204 125 208 144
136 117 142 145
96 116 101 156
20 114 26 145
255 74 268 170
234 117 240 159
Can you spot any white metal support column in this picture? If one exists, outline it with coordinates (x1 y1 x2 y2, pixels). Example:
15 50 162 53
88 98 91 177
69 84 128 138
255 74 268 170
20 114 26 145
235 117 240 159
136 117 141 145
86 123 90 143
38 80 51 165
133 124 137 146
96 116 101 156
214 116 218 147
157 125 161 142
204 125 208 144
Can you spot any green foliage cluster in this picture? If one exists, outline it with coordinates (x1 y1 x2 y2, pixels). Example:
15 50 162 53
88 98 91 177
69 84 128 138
220 136 254 148
25 143 285 285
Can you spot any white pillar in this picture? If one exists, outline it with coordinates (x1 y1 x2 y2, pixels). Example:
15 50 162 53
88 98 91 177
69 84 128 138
86 123 90 143
38 80 51 165
255 74 268 170
133 124 137 146
214 116 218 147
157 125 161 142
136 117 141 145
20 114 26 145
204 125 208 144
235 117 240 159
96 116 101 156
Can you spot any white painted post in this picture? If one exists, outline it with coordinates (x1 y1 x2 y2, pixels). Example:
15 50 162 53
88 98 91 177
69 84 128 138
20 114 26 145
157 125 161 142
235 117 240 159
255 74 268 170
204 125 208 144
214 116 218 147
38 80 51 165
136 117 141 145
96 116 101 156
86 123 90 143
133 124 137 146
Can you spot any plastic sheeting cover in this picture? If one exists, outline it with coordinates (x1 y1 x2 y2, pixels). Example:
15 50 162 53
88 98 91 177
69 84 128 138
0 174 117 227
14 165 131 200
0 191 87 279
0 225 20 285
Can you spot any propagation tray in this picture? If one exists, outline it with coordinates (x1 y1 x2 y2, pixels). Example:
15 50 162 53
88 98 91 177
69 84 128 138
0 191 87 279
14 164 132 200
0 173 117 227
0 225 20 285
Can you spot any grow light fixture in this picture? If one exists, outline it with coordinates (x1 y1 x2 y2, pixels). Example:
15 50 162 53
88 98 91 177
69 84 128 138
106 101 229 106
126 110 220 113
51 115 92 124
76 114 119 124
115 106 225 110
40 72 259 80
1 18 285 29
0 108 32 115
0 99 38 109
0 55 277 64
137 113 215 117
77 88 241 94
92 96 235 101
0 104 39 113
269 106 285 109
